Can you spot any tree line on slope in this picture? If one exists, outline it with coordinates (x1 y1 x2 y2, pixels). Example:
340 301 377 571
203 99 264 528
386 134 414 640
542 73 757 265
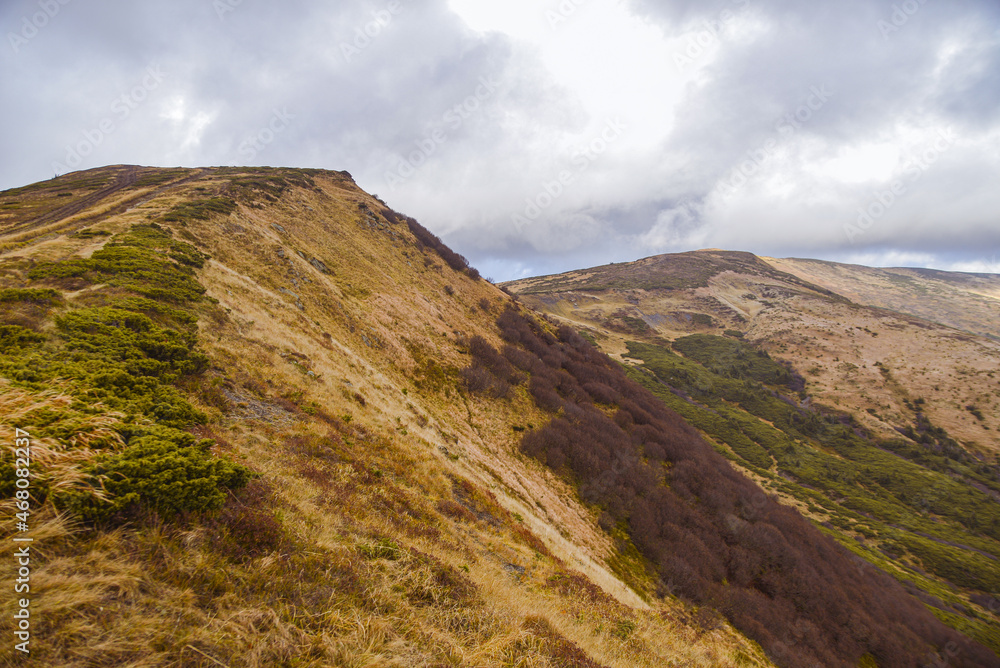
380 207 481 280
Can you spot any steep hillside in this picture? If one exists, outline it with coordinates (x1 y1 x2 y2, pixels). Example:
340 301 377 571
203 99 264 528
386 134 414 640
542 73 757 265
506 251 1000 658
0 166 773 667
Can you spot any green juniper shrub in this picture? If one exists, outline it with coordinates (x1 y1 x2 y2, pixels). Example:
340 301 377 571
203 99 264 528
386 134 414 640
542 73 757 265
0 288 61 304
63 425 250 521
71 228 112 238
1 221 251 524
161 197 236 223
0 325 45 353
28 224 207 302
55 307 207 377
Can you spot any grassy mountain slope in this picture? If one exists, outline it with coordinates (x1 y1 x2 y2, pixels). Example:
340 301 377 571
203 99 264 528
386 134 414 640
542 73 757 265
764 256 1000 341
505 251 1000 658
0 166 773 667
506 250 1000 452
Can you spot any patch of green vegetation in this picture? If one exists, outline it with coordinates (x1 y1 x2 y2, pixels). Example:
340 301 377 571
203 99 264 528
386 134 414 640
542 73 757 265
881 425 1000 497
162 197 236 223
65 425 251 521
28 224 207 301
622 337 1000 639
616 315 651 333
0 325 45 353
672 334 796 387
930 608 1000 658
896 533 1000 592
56 306 206 375
96 295 199 327
0 223 248 521
3 312 207 429
72 228 112 239
0 288 61 304
690 313 715 327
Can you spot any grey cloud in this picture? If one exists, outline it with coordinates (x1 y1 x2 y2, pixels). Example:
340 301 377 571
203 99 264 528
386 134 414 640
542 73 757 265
1 0 998 280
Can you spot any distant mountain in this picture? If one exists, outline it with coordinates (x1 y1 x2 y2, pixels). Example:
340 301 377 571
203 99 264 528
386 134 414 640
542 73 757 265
506 249 1000 659
764 257 1000 341
506 250 1000 452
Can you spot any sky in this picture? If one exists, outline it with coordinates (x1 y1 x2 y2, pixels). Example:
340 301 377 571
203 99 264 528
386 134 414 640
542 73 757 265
2 0 999 281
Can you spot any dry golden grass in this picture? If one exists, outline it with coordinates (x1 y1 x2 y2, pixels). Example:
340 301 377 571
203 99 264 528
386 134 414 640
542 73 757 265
0 387 125 510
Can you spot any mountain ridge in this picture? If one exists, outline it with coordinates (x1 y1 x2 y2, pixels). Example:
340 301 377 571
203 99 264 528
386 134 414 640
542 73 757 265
1 166 997 667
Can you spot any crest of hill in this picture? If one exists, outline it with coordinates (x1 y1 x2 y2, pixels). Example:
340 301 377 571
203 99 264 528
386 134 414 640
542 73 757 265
507 249 844 301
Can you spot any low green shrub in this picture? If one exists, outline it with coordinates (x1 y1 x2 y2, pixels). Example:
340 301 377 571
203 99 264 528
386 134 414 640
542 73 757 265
162 197 236 223
1 221 249 523
65 425 249 520
623 338 1000 611
0 288 60 304
29 224 207 302
0 325 45 353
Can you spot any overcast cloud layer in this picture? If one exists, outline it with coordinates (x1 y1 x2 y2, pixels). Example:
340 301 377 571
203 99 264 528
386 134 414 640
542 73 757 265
2 0 998 280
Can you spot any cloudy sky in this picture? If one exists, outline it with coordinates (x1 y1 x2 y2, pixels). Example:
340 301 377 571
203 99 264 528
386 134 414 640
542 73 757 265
2 0 999 280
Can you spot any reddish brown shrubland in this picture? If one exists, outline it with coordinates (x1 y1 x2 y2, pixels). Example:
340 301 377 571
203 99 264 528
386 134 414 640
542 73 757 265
484 307 996 668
